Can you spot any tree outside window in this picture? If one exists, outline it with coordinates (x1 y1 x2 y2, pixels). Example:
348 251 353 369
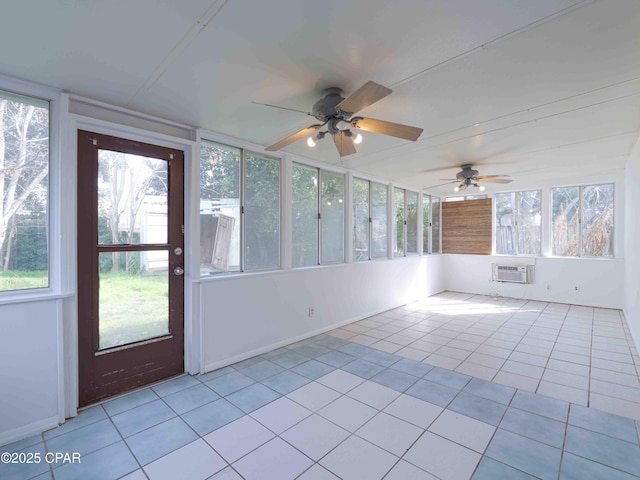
0 90 49 292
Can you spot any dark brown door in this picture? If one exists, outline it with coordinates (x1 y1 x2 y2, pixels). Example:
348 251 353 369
77 130 184 406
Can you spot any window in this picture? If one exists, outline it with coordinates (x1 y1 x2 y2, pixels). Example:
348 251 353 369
371 182 388 259
292 164 318 267
406 191 418 254
423 195 441 254
432 196 441 253
445 194 487 202
353 178 389 261
394 188 405 257
394 188 419 257
0 89 50 292
291 164 344 267
200 140 280 274
352 178 370 261
495 190 541 255
552 184 614 257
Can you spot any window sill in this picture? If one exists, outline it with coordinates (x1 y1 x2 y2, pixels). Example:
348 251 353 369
0 290 74 306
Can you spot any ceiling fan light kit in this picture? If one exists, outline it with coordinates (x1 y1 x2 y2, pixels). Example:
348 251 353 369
266 81 423 157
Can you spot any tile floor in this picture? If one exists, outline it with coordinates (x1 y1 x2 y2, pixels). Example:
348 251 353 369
2 292 640 480
332 291 640 419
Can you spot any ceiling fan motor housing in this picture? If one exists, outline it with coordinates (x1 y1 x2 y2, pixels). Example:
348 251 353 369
457 164 479 180
312 87 349 121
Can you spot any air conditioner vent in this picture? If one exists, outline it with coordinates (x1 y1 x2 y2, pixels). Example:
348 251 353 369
493 264 534 284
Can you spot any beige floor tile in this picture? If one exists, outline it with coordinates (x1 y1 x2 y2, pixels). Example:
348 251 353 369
455 362 497 381
546 358 590 376
435 346 472 361
589 392 640 420
424 354 464 370
370 340 403 354
590 367 640 388
493 371 539 392
590 379 640 403
541 369 589 390
501 360 544 380
507 351 548 368
394 347 429 362
537 381 588 405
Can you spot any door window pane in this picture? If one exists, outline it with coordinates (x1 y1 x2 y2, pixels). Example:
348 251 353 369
199 141 241 273
0 90 49 292
292 164 318 267
244 152 280 270
98 250 169 349
406 191 418 254
353 178 370 261
394 188 405 257
320 171 345 263
98 151 168 246
371 183 388 258
582 184 614 257
552 186 580 256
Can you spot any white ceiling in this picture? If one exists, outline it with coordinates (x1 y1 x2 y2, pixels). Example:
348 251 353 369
2 0 638 193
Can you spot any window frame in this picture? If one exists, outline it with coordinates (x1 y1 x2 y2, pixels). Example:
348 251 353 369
352 178 389 261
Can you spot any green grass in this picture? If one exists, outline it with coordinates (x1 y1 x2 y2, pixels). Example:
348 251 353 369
0 270 48 291
99 271 169 348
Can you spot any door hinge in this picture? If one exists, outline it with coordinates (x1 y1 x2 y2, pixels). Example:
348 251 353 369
181 225 185 234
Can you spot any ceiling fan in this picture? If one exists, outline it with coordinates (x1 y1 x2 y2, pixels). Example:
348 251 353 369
265 81 423 157
428 164 513 191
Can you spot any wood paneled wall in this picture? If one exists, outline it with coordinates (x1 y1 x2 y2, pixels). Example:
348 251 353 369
442 199 492 254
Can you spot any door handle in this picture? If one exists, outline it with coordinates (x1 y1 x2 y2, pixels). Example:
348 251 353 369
173 267 185 276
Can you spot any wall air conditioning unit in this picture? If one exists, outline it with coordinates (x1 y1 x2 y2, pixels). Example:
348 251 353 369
493 264 534 284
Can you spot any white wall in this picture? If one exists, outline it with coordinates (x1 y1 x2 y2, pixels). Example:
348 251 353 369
201 255 444 371
444 254 624 309
0 299 63 445
625 136 640 349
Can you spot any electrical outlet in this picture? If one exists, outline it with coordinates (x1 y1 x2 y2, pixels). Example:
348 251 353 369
574 286 580 292
546 284 551 290
308 307 314 317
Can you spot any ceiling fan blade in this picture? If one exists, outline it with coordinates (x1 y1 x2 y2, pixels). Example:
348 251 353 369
476 174 511 179
478 177 513 184
353 117 423 141
439 178 458 181
265 125 320 151
332 132 357 157
425 181 458 189
252 101 311 115
336 81 392 114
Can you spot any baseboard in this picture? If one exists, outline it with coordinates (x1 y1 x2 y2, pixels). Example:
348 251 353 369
0 415 59 448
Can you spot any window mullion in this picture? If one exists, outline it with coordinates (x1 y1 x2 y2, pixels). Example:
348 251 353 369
317 168 321 265
240 149 246 272
578 185 583 257
515 192 520 256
